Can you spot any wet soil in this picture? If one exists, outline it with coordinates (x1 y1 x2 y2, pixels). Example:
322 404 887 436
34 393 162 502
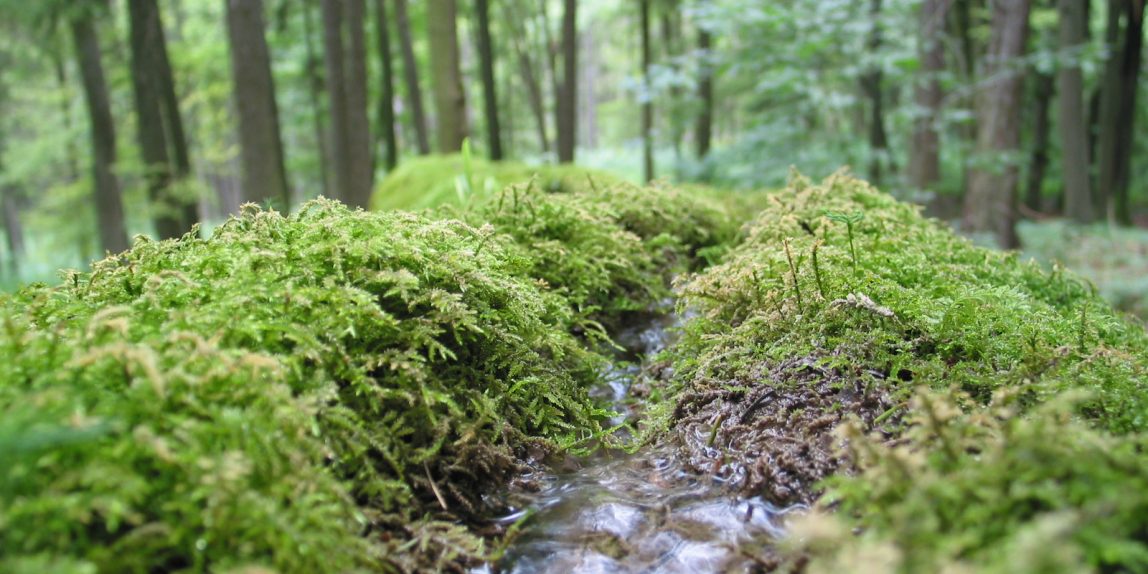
671 354 900 507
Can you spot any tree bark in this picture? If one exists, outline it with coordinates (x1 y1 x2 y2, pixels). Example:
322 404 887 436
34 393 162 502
375 0 399 171
428 0 468 152
71 15 130 254
129 0 197 239
502 0 550 153
475 0 503 159
1025 71 1054 212
1098 0 1145 225
555 0 578 162
640 0 654 181
695 19 713 159
394 0 431 154
321 0 351 202
0 61 25 274
863 0 892 185
908 0 946 190
303 0 333 198
1057 0 1094 223
963 0 1031 249
345 0 374 207
225 0 292 210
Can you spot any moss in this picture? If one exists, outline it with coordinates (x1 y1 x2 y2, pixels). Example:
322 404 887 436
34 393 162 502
445 179 744 330
370 154 620 212
0 200 611 572
661 170 1148 571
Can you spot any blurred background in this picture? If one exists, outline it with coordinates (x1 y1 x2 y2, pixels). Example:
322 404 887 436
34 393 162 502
0 0 1145 317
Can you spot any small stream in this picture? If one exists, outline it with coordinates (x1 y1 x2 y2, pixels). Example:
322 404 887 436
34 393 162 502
479 314 805 573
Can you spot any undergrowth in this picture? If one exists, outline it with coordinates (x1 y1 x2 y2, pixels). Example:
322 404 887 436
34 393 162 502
665 170 1148 571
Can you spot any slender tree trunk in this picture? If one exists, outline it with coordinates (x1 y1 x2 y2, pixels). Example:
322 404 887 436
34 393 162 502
964 0 1031 249
225 0 291 210
555 0 578 162
475 0 503 159
394 0 431 154
71 15 130 254
695 18 714 159
303 0 333 198
0 62 25 274
1098 0 1145 225
503 0 550 153
428 0 468 152
375 0 399 171
1025 71 1054 212
345 0 374 207
1057 0 1094 223
321 0 351 201
908 0 946 190
640 0 654 181
863 0 892 185
952 0 978 196
52 54 82 182
129 0 197 239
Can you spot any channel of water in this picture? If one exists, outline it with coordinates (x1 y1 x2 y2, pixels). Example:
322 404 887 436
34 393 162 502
477 314 806 573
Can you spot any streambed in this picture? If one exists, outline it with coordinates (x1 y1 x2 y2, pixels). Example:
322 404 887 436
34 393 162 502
479 315 806 573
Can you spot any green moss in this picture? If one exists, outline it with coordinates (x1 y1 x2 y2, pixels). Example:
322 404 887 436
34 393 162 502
673 170 1148 433
370 154 619 212
445 179 744 328
664 170 1148 572
0 200 612 572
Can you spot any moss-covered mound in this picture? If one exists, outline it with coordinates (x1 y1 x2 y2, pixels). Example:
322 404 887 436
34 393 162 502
447 180 743 329
0 200 617 572
663 171 1148 571
370 154 620 212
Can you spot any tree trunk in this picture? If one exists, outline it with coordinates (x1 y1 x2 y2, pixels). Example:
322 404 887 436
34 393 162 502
475 0 503 159
428 0 468 152
908 0 946 190
394 0 431 154
1098 0 1145 225
555 0 578 162
321 0 350 202
640 0 654 181
303 0 333 198
0 64 25 275
503 0 550 153
375 0 399 171
1057 0 1094 223
71 15 130 255
695 19 713 159
345 0 374 207
963 0 1031 249
129 0 197 239
225 0 291 210
1025 71 1055 212
863 0 892 185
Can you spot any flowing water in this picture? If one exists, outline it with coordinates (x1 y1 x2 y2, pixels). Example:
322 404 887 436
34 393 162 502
479 314 805 573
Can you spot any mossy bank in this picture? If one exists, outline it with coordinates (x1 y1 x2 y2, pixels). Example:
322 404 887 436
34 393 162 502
0 177 741 572
661 171 1148 572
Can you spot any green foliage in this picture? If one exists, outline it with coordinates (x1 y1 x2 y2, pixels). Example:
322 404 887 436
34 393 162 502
673 170 1148 433
371 154 620 212
664 170 1148 571
788 389 1148 573
448 179 745 328
0 199 618 571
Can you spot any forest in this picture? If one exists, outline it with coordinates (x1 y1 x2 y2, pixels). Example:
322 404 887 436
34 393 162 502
2 0 1148 572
